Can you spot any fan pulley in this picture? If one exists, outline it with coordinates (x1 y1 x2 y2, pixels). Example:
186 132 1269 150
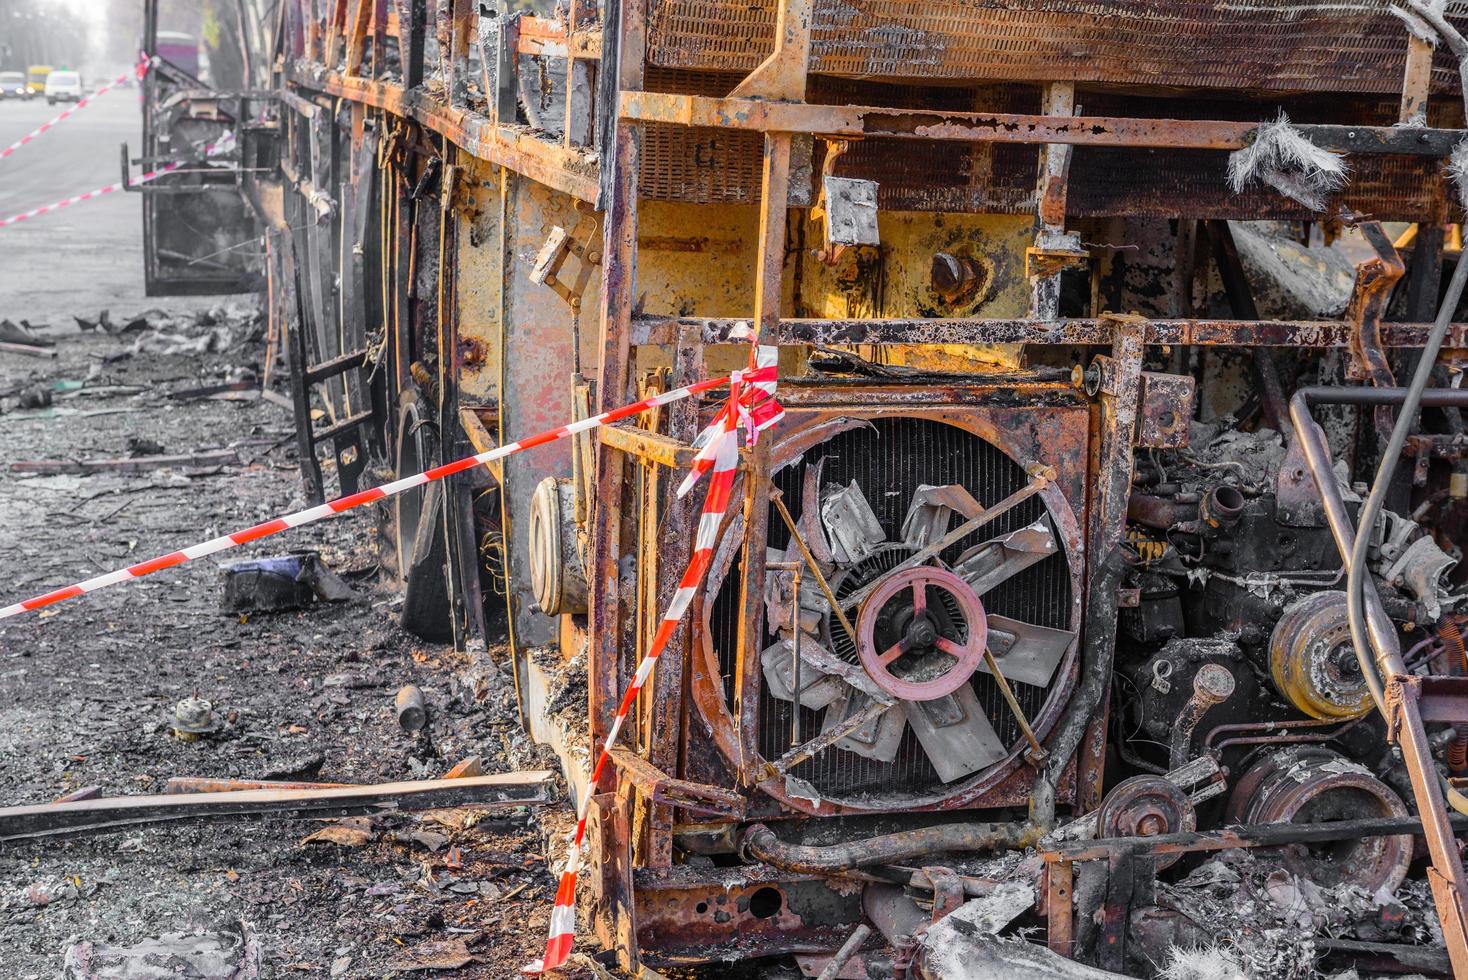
856 565 986 702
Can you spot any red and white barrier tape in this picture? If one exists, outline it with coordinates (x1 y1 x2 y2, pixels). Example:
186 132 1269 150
527 345 782 975
0 58 152 163
0 131 234 230
0 359 773 620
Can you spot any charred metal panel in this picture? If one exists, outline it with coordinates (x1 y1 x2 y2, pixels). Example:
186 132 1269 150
499 175 601 648
646 0 1468 94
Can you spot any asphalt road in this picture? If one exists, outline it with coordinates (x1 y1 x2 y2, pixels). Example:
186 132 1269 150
0 88 150 322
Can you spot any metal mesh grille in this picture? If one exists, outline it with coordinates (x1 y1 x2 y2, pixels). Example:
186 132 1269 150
640 68 763 205
708 417 1074 801
647 0 1468 95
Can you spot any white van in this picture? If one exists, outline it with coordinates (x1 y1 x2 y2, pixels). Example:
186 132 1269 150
44 70 82 105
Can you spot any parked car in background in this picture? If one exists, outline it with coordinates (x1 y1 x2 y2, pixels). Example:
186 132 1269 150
0 72 28 99
44 70 83 105
25 65 51 96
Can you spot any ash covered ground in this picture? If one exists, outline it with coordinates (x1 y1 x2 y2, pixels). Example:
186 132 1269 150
0 94 590 980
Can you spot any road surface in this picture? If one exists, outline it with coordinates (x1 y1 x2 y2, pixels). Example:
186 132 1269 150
0 88 153 321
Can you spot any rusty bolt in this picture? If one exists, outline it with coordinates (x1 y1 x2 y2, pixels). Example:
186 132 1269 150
1193 663 1236 706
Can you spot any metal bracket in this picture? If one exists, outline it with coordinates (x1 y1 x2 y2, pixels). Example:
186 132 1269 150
529 209 602 311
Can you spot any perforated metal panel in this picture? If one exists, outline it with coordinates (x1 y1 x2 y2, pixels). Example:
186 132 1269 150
647 0 1468 95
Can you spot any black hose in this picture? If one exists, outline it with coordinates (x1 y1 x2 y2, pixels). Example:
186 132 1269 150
1347 250 1468 713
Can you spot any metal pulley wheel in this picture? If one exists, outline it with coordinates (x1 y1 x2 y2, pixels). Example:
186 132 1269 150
1095 775 1196 870
856 565 988 701
1226 746 1411 894
1269 590 1371 720
528 476 587 615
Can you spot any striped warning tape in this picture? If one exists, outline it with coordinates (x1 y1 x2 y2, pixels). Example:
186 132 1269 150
0 130 234 230
526 345 782 975
0 359 774 620
0 58 153 163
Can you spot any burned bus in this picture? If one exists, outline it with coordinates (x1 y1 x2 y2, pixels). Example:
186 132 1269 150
135 0 1468 975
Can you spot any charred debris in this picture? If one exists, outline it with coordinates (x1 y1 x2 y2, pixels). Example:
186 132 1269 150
29 0 1468 976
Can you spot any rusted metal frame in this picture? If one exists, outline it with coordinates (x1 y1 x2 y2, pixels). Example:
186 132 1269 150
305 0 325 62
640 327 708 868
587 0 648 746
438 0 475 106
609 747 744 819
1290 385 1468 975
395 0 429 89
324 0 350 67
276 228 327 503
616 92 1466 156
598 424 699 468
1031 315 1145 829
630 314 1468 350
1030 82 1077 320
1345 223 1407 446
1401 31 1437 127
344 0 374 76
728 0 812 101
292 70 599 202
1046 860 1075 956
0 772 555 842
1204 220 1289 431
727 0 813 779
1097 847 1136 972
733 138 800 780
1046 812 1468 864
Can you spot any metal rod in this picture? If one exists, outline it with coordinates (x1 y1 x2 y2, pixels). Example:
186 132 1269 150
790 563 803 749
817 924 872 980
983 648 1046 761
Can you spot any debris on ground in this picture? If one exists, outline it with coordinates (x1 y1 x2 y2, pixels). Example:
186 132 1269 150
60 918 262 980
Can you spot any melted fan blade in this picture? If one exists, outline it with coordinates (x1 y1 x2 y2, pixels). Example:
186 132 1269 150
821 480 886 565
953 516 1058 597
760 635 847 710
904 684 1009 782
900 484 985 549
823 690 905 762
763 545 829 637
981 614 1075 687
797 456 836 567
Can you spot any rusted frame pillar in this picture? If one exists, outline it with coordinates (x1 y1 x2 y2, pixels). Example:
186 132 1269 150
589 0 648 742
725 0 811 779
436 0 474 105
343 0 374 76
1029 82 1081 319
396 0 429 89
324 0 350 66
634 325 707 870
1401 28 1436 127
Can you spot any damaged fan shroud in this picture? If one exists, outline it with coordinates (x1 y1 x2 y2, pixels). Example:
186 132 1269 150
696 412 1085 814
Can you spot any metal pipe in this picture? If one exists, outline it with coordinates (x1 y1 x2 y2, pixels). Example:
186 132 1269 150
1347 246 1468 711
816 924 871 980
1168 663 1235 769
1290 384 1468 708
739 821 1027 874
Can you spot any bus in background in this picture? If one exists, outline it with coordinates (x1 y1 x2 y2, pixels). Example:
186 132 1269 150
25 65 52 96
154 32 201 80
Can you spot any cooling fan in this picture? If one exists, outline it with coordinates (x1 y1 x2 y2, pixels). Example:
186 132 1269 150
760 467 1077 785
